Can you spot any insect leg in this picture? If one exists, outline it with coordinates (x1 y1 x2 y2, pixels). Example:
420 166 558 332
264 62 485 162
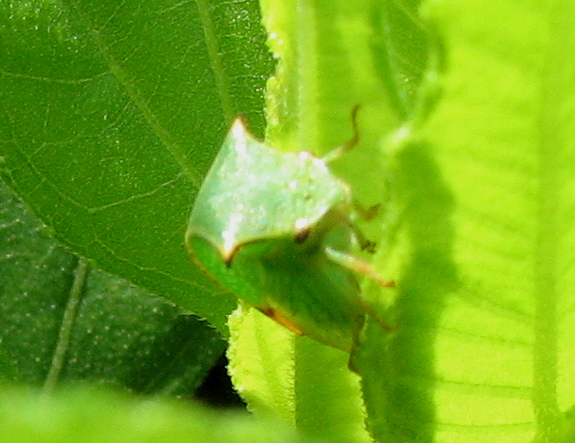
350 226 378 254
353 201 381 221
347 315 366 374
321 105 361 164
324 247 395 333
325 247 395 288
346 202 381 253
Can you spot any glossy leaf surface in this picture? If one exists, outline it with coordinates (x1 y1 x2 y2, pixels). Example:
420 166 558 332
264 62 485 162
0 0 274 333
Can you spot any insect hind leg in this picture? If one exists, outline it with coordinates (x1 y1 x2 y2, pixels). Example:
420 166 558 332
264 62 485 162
324 247 395 332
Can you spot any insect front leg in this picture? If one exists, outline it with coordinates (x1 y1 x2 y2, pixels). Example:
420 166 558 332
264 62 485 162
345 209 380 254
321 105 361 164
352 201 381 221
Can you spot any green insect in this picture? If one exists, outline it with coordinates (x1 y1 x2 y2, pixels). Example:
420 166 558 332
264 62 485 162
186 108 393 354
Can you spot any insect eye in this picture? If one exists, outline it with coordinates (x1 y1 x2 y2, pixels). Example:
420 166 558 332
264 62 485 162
294 227 311 244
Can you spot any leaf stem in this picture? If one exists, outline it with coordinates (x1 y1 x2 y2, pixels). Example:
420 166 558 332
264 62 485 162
43 258 89 393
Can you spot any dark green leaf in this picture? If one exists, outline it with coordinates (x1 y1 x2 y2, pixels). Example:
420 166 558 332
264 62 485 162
0 179 225 395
